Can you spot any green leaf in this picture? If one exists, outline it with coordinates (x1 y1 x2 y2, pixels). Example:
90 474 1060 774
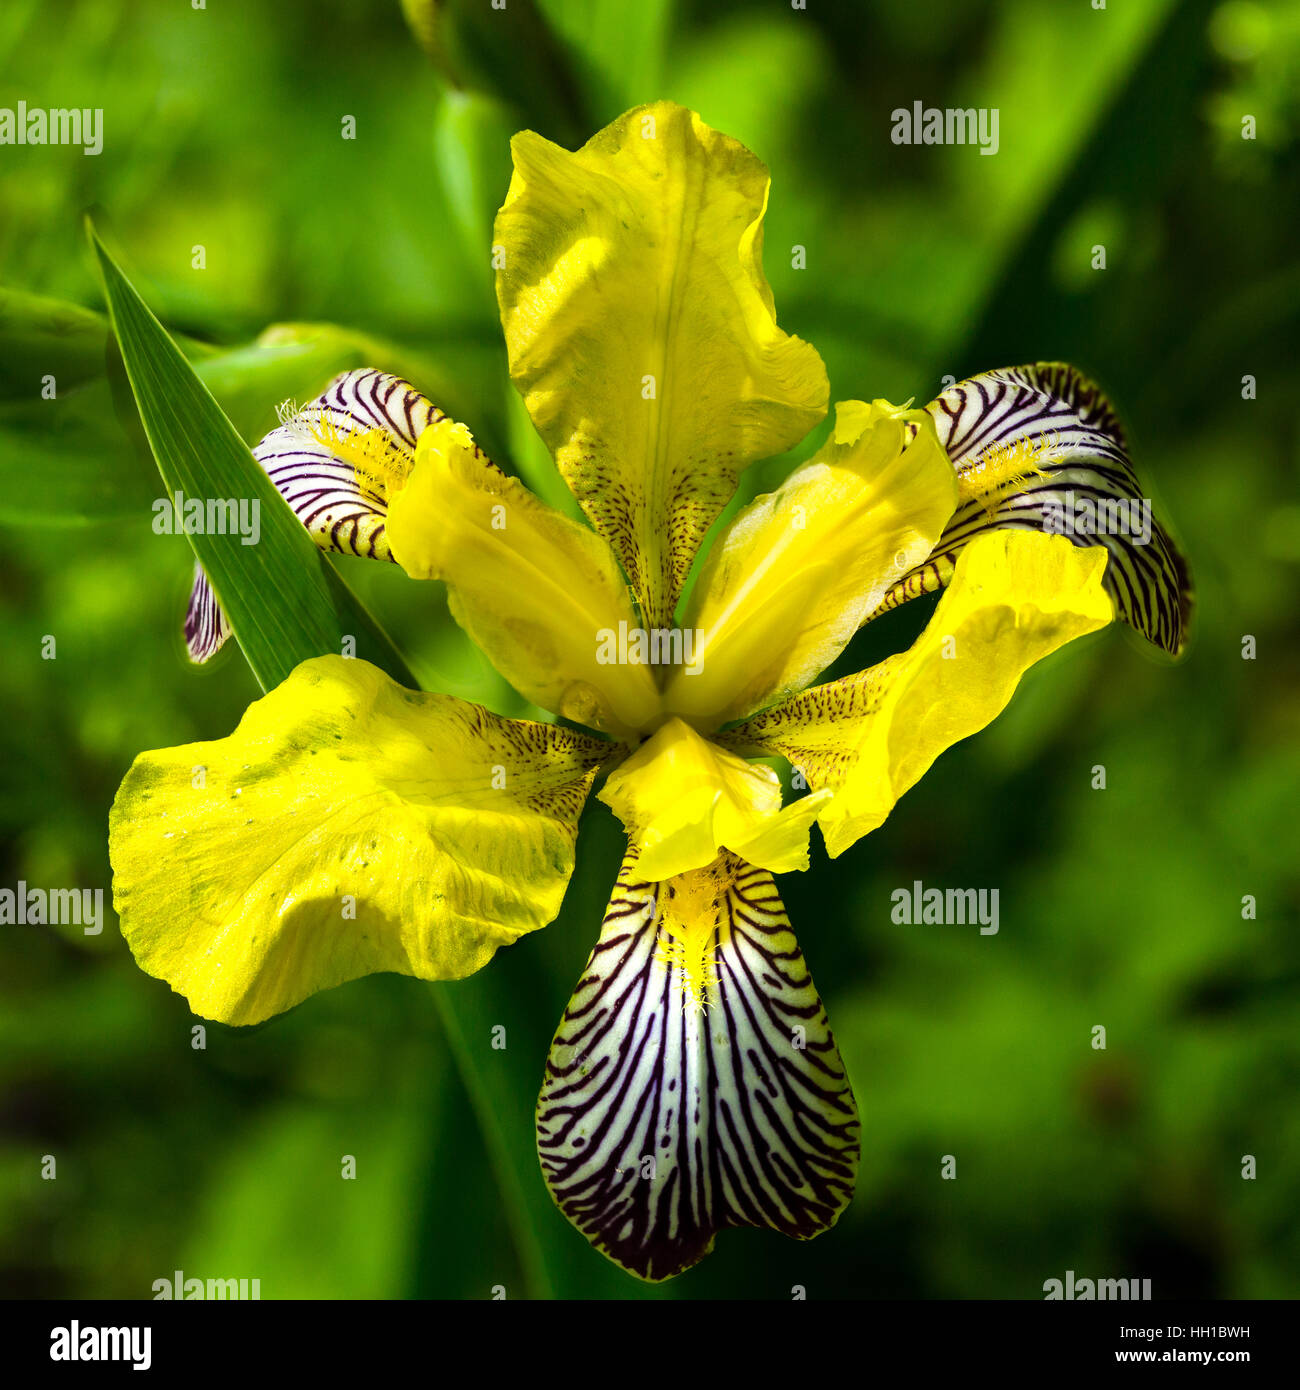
536 0 675 118
432 88 515 296
404 0 590 145
429 988 555 1298
0 292 491 526
87 221 416 692
193 323 476 449
0 380 154 527
0 269 504 526
0 287 112 401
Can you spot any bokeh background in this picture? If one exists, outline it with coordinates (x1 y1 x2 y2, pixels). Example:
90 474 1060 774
2 0 1298 1299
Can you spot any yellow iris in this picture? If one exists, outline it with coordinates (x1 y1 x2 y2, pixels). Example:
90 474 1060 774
110 102 1189 1282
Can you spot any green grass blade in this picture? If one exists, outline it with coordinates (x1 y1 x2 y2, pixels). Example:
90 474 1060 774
430 990 555 1299
87 222 415 691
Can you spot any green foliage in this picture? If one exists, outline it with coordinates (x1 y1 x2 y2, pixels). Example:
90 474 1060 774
1 0 1296 1301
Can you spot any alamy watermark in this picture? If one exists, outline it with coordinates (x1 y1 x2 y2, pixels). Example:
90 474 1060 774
50 1323 150 1370
596 621 702 673
891 879 999 935
1042 490 1152 546
891 102 999 156
153 491 261 545
1 882 102 934
152 1270 261 1300
1 102 102 156
1044 1270 1151 1300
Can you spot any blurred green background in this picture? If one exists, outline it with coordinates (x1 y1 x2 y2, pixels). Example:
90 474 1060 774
2 0 1298 1299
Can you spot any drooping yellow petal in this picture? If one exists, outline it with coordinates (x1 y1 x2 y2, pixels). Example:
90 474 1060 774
109 656 608 1026
538 851 860 1281
728 530 1115 857
597 716 828 881
494 100 829 628
663 399 959 731
868 363 1192 655
386 416 661 737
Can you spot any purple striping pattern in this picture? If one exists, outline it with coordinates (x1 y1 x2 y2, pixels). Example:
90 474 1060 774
537 851 860 1281
874 363 1192 656
185 369 441 662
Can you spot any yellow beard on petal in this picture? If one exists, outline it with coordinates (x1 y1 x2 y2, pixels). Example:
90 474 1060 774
957 432 1056 517
653 858 729 1012
308 416 414 503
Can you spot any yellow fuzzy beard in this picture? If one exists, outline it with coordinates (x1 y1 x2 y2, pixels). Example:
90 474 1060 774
958 432 1056 517
309 415 412 501
653 858 731 1012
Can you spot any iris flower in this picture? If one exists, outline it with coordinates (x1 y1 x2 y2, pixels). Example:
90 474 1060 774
110 103 1191 1281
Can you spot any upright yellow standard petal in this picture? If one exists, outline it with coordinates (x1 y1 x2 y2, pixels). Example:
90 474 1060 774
597 716 829 881
109 656 608 1025
495 100 829 627
387 417 661 737
664 400 959 731
728 530 1115 856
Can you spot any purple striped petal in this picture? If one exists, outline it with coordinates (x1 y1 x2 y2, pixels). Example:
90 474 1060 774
872 364 1193 656
537 851 860 1281
185 368 442 663
184 560 232 662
